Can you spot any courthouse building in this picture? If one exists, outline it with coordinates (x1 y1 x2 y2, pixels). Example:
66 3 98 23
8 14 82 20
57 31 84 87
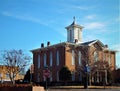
31 18 116 84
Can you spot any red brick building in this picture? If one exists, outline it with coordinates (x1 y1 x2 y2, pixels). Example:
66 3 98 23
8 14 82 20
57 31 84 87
31 18 116 84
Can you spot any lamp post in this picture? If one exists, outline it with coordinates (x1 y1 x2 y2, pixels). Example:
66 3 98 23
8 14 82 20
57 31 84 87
84 64 90 89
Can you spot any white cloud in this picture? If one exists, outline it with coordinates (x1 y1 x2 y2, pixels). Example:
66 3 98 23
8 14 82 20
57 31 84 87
85 15 96 20
111 43 120 51
1 11 49 26
84 22 105 30
70 5 94 11
1 11 67 38
73 6 89 10
116 17 120 22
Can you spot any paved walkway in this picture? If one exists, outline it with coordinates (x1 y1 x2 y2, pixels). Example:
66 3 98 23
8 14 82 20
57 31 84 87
48 86 120 91
49 86 120 89
48 89 120 91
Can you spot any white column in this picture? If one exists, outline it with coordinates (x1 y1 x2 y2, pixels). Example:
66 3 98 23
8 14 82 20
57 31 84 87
105 70 107 84
97 70 99 83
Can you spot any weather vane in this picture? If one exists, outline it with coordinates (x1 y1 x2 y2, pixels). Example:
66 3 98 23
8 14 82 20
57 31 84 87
73 16 76 23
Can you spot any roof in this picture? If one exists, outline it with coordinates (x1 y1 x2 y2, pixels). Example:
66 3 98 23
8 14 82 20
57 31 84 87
65 22 84 29
30 42 66 52
30 39 117 53
80 40 104 47
30 41 80 52
65 18 84 29
80 40 97 46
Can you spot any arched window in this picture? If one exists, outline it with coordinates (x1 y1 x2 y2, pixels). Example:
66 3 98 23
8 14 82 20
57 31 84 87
57 71 59 81
38 54 40 68
44 53 46 66
72 50 75 65
94 51 98 62
70 30 72 41
56 51 59 66
50 52 52 67
37 74 40 82
108 53 111 65
78 51 81 66
72 72 75 81
50 72 52 82
79 71 82 81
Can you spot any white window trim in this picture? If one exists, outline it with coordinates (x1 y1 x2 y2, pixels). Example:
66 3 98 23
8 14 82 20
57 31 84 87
44 53 46 67
57 71 59 81
72 72 75 81
37 74 40 82
108 53 111 65
50 72 52 82
50 52 53 67
56 51 59 66
72 50 75 65
79 71 82 81
78 51 81 66
94 51 98 62
38 54 40 68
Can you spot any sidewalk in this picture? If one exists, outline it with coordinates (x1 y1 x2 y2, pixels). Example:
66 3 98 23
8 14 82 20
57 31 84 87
49 86 120 89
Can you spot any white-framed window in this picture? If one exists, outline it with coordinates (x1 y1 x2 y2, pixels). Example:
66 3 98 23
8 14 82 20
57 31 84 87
78 51 81 66
44 53 46 66
94 51 98 62
72 72 75 81
43 77 46 81
79 71 82 81
38 54 40 68
37 74 40 82
56 51 59 66
72 50 75 65
70 30 72 41
50 52 53 67
57 71 59 81
103 52 106 61
108 53 111 65
50 72 52 82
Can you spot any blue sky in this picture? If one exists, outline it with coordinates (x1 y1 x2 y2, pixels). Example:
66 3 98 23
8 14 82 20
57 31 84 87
0 0 119 67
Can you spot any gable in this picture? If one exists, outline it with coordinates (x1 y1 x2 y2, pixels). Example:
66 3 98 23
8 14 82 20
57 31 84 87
85 40 105 51
93 42 104 51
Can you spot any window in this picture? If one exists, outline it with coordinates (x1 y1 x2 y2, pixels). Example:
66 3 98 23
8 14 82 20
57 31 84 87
56 51 59 66
79 71 82 81
72 72 75 81
108 53 111 65
50 52 53 67
38 54 40 68
57 71 59 81
78 51 81 66
50 72 52 82
104 53 106 61
37 74 40 82
72 50 75 65
43 77 46 81
44 53 46 66
70 30 72 41
94 51 98 62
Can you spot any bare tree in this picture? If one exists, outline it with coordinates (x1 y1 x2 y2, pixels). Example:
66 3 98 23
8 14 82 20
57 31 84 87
1 49 31 84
